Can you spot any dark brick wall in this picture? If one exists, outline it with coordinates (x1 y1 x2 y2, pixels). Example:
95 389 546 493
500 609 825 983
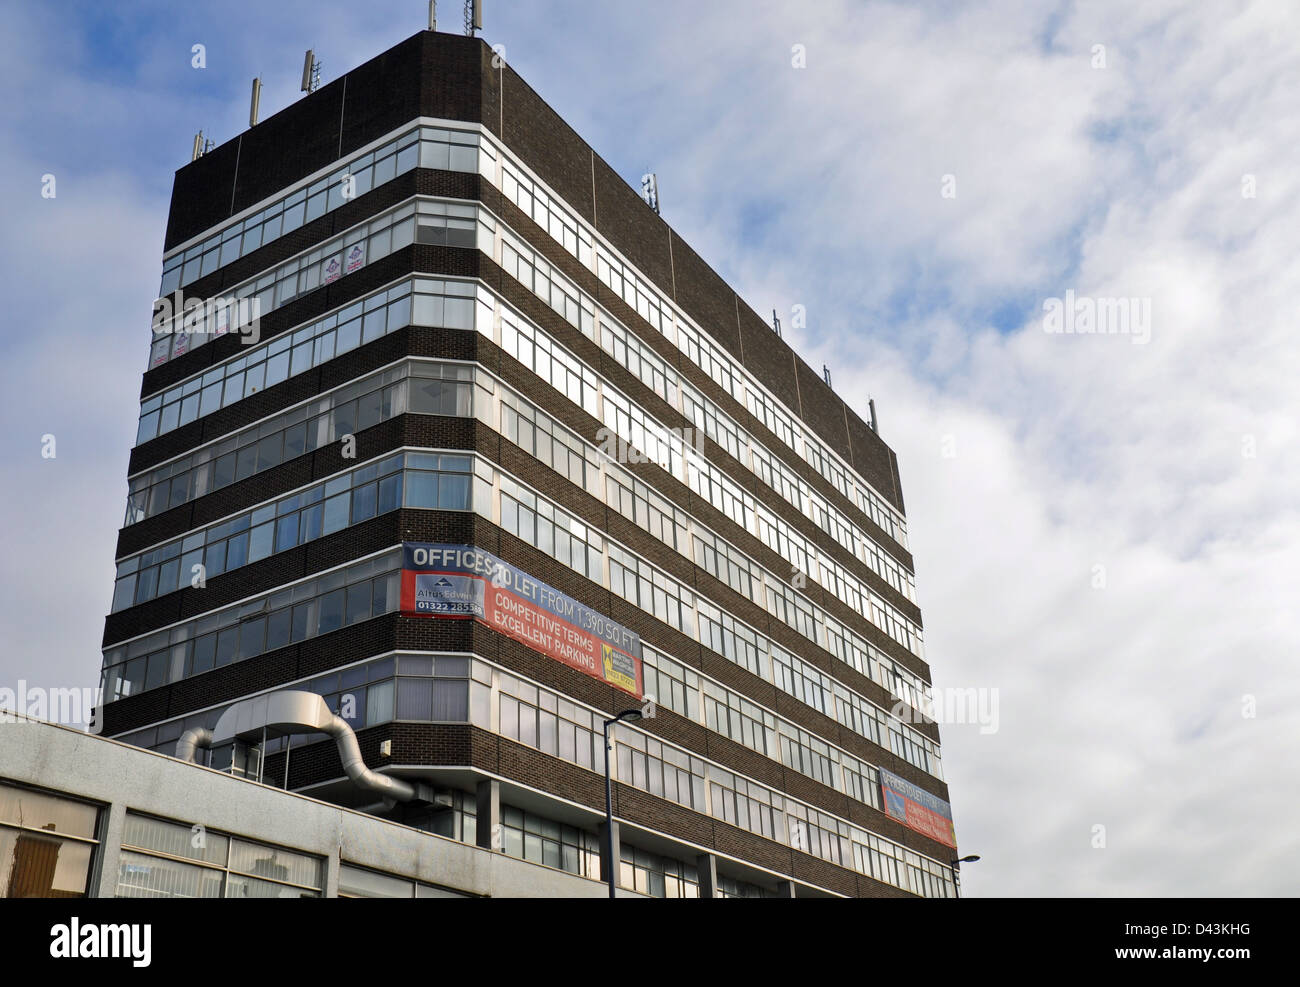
591 156 675 293
495 60 594 224
165 32 484 250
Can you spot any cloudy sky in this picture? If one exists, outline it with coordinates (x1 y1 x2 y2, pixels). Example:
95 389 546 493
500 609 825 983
1 0 1296 897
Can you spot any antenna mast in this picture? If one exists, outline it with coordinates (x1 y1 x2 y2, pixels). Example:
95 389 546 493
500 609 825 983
191 131 215 162
249 77 262 127
301 50 321 94
640 172 660 215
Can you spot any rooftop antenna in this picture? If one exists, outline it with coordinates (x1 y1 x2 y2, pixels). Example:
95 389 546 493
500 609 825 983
191 131 214 162
464 0 482 35
301 50 322 94
640 171 660 215
249 77 262 127
822 364 833 388
771 308 782 338
428 1 437 30
868 397 878 432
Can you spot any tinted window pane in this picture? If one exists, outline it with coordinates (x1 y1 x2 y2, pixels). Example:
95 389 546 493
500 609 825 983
322 494 349 534
396 678 433 720
275 515 298 552
345 584 370 625
192 634 216 673
351 483 376 523
318 590 344 635
239 617 265 659
266 609 291 651
225 531 249 569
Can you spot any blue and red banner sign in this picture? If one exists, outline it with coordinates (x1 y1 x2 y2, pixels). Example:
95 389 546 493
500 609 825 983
400 543 643 697
880 768 956 848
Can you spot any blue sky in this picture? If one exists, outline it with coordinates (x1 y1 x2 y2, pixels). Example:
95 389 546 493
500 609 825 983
1 0 1297 897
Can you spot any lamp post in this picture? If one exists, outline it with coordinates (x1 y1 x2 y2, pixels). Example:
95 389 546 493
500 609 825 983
951 854 980 898
602 708 643 898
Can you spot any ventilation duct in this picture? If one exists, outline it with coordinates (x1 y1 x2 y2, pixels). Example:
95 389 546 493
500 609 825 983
176 690 427 803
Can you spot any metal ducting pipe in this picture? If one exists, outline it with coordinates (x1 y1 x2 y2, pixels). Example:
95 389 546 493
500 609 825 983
175 726 213 763
322 711 416 802
174 690 420 803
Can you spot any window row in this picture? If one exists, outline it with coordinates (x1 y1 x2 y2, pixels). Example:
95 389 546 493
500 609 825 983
149 197 491 371
116 812 323 898
160 126 488 296
338 864 470 898
138 276 487 445
486 270 919 611
493 658 953 897
113 454 405 611
127 360 476 525
111 452 481 612
490 460 942 778
482 139 909 548
500 155 594 269
101 551 403 701
114 650 951 897
112 443 936 774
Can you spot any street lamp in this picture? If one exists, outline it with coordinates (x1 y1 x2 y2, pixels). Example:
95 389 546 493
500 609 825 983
951 854 980 898
602 708 643 898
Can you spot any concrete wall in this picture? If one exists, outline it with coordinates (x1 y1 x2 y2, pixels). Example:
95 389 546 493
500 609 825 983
0 718 629 898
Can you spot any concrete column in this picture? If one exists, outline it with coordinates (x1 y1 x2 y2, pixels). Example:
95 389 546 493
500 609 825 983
475 778 500 851
92 801 128 898
777 879 797 898
696 852 719 898
323 851 341 898
598 819 621 886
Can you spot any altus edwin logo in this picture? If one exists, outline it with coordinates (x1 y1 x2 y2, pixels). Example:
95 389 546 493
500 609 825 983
49 919 152 968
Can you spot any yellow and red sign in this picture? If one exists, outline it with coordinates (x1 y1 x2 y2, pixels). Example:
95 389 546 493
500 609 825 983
880 768 956 848
401 543 643 698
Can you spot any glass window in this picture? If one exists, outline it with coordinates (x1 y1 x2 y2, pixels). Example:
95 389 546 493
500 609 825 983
0 786 99 838
318 589 345 635
351 483 377 524
339 865 413 898
192 634 216 673
345 584 370 625
266 609 291 652
323 493 350 535
0 784 100 899
396 678 433 720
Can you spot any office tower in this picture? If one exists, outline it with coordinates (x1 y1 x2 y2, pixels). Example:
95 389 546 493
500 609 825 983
96 29 957 898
